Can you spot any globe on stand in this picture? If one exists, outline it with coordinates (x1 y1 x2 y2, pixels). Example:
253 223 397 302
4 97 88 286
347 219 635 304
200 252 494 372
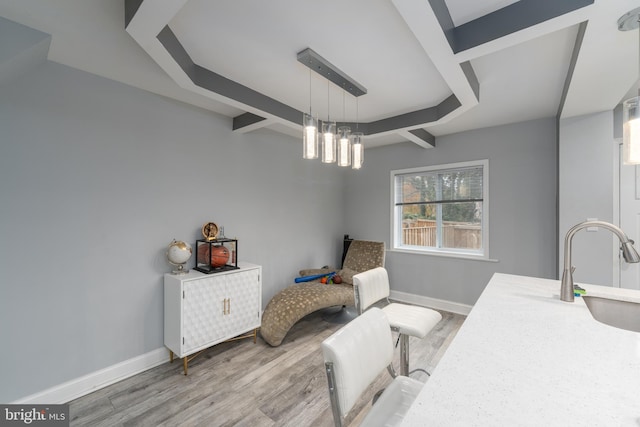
167 239 193 274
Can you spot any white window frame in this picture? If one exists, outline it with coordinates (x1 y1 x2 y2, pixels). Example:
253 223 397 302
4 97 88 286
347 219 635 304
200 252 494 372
390 159 489 259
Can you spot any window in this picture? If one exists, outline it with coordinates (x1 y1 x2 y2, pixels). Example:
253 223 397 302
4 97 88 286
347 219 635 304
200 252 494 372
391 160 488 258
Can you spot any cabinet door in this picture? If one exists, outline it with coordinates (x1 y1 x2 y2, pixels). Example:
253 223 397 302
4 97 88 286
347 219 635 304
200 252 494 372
225 268 261 336
182 275 226 354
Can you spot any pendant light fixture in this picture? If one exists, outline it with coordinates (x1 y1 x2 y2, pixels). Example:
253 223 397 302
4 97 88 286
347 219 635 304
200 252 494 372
351 97 364 170
297 48 366 168
303 68 318 160
620 7 640 165
322 79 337 163
337 90 352 167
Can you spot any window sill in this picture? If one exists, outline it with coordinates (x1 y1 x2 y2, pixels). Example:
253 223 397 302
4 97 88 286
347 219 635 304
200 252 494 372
388 248 499 263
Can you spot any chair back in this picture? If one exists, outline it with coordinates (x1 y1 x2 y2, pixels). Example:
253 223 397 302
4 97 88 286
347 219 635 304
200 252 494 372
321 307 393 426
353 267 391 314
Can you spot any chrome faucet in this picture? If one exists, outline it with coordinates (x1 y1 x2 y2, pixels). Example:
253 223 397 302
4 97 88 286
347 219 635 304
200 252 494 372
560 220 640 302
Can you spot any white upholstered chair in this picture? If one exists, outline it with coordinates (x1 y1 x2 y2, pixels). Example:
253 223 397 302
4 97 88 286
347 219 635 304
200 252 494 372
353 267 442 376
321 307 424 427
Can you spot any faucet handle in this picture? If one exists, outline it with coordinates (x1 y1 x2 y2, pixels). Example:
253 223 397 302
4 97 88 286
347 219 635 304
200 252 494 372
570 266 575 274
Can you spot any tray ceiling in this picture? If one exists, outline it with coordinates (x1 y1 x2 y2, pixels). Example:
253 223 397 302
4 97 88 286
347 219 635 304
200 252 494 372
2 0 640 148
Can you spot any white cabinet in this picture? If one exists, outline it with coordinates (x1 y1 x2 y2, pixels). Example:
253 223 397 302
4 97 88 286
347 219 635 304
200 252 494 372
164 262 262 374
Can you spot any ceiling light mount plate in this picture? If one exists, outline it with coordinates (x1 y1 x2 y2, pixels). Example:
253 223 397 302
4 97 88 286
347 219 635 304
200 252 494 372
618 7 640 31
297 48 367 97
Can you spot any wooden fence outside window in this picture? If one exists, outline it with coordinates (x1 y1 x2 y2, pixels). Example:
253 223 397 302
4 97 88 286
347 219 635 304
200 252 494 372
402 220 481 249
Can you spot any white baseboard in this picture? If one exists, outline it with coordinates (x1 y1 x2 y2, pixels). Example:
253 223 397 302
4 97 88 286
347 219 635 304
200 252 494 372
390 290 472 315
12 347 168 404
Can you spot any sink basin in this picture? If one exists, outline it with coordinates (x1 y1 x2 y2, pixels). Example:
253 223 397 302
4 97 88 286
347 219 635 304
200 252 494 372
582 295 640 333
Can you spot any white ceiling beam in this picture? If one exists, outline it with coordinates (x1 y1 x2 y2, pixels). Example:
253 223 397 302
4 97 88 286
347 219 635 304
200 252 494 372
392 0 480 125
125 0 302 134
453 4 593 63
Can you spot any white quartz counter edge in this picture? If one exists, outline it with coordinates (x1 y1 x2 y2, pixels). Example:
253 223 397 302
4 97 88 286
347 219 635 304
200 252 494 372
401 273 640 426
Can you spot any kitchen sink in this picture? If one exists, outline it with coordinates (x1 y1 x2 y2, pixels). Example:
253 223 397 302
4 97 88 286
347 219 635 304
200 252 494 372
582 295 640 333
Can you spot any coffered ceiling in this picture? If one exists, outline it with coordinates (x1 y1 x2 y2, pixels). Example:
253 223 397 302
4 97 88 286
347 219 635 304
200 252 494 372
2 0 640 148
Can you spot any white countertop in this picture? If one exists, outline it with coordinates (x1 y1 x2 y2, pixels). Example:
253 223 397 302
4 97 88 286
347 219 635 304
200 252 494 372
401 273 640 426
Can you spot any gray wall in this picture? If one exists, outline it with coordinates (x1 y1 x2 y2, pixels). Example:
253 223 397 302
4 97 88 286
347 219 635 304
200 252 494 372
558 111 616 286
0 52 559 403
344 118 558 305
0 62 346 402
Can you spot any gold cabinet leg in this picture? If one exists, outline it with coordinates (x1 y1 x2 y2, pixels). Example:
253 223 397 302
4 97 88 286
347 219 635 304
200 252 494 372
169 350 174 363
176 330 259 375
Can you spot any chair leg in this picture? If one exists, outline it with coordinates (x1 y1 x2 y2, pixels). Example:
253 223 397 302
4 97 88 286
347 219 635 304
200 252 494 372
324 362 344 427
399 334 410 377
374 334 409 407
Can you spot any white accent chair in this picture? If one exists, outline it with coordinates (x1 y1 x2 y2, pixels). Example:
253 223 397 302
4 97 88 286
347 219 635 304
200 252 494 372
353 267 442 376
321 307 424 427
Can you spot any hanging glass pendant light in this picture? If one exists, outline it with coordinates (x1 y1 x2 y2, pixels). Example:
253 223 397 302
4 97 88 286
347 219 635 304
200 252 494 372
337 90 351 167
623 98 640 164
620 8 640 164
337 127 352 166
302 69 318 159
322 80 336 163
351 97 364 169
351 132 364 170
303 113 318 159
322 122 337 163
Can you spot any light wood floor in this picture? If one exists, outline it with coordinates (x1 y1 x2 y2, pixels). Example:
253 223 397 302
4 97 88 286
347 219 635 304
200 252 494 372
69 308 465 427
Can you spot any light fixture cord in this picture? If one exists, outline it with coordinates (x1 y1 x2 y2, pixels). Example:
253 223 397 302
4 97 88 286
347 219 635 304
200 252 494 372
327 79 330 121
356 97 359 131
343 89 346 123
309 68 312 115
